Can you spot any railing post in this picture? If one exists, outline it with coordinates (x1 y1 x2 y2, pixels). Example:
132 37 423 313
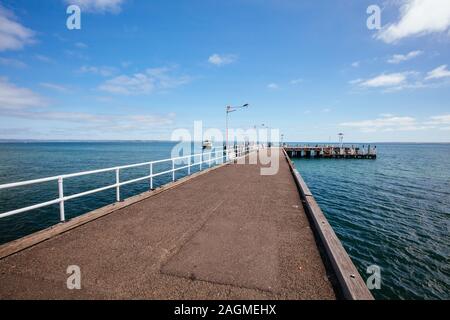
58 176 65 222
150 162 153 190
208 152 211 167
188 156 191 175
172 159 175 181
116 168 120 202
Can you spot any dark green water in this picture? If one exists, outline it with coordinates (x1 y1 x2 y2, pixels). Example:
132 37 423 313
0 142 448 299
292 143 449 300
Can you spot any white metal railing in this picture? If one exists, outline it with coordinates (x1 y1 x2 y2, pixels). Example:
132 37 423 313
0 145 258 222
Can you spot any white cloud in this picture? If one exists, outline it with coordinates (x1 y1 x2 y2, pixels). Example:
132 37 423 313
340 114 450 132
127 113 176 126
425 114 450 125
6 110 174 126
425 65 450 80
349 78 363 85
64 50 89 60
0 109 176 139
352 67 450 92
267 83 279 90
99 67 191 95
80 65 118 77
63 0 126 14
0 78 46 110
377 0 450 43
351 61 360 67
358 72 408 88
39 83 71 93
0 57 27 68
95 96 114 103
75 42 88 48
341 115 413 128
121 61 132 68
387 50 423 64
290 78 303 85
0 4 35 51
0 77 175 138
208 54 237 66
34 55 54 63
340 115 428 132
352 71 430 92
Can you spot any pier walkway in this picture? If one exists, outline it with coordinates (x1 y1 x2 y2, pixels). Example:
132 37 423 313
0 150 337 299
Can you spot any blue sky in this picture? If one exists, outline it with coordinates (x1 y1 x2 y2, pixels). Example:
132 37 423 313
0 0 449 142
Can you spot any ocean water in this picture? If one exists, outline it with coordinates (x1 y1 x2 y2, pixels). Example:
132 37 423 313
0 142 449 300
292 143 450 300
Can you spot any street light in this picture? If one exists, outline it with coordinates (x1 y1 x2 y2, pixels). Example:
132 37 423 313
258 123 272 147
338 133 344 149
226 104 249 155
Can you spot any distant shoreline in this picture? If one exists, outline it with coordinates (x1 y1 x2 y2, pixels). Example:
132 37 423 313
0 140 449 144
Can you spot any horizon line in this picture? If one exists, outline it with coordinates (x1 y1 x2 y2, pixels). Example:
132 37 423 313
0 139 449 144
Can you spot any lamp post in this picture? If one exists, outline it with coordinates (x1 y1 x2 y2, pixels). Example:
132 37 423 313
253 123 266 147
226 104 249 157
338 133 344 149
260 123 272 147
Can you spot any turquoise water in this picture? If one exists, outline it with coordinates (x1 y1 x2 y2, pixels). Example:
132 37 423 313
0 142 449 299
292 143 449 300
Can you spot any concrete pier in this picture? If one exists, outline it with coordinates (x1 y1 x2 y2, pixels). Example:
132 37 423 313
0 150 371 300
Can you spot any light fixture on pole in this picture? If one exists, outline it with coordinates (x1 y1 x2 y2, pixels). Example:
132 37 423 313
338 133 344 149
226 104 249 155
